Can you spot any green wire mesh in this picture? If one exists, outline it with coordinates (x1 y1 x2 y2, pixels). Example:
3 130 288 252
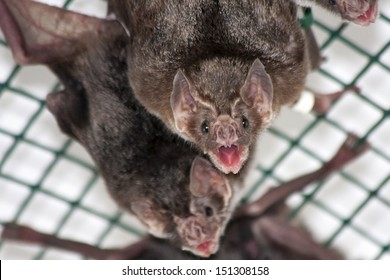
0 0 389 260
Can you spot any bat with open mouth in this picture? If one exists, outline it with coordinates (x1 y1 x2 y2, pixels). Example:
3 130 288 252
1 133 369 259
0 0 367 258
108 0 310 175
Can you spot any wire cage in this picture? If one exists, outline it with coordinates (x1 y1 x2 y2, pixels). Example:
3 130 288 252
0 0 389 260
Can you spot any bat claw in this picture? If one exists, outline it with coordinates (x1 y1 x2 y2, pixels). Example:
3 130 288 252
343 133 359 148
327 132 370 171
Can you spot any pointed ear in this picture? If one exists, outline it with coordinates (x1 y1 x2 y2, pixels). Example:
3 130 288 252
0 0 124 65
131 199 169 238
170 70 198 133
190 157 232 203
240 59 273 123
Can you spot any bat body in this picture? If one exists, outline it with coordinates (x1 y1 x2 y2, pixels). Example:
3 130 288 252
109 0 309 174
0 0 240 258
1 133 368 259
294 0 379 25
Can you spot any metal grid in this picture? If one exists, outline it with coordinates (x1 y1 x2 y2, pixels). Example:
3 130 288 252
0 0 389 260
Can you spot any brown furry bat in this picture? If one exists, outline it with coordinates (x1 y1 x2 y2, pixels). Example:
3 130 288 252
1 133 369 259
108 0 310 174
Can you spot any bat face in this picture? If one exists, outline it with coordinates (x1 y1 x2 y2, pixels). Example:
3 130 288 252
311 0 379 25
173 205 224 257
175 157 233 257
335 0 378 25
296 0 378 25
132 157 233 257
171 59 273 174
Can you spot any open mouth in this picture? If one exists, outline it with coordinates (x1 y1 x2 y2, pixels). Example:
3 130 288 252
196 241 215 257
355 4 377 25
218 145 241 167
209 144 248 174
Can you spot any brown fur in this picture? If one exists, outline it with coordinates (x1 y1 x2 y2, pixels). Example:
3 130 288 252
109 0 309 174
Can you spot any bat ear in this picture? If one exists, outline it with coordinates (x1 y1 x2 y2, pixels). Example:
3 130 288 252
240 59 274 124
0 0 124 65
170 70 198 133
189 157 232 203
46 90 87 140
131 199 170 238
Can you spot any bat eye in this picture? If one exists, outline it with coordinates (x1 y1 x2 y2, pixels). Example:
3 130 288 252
329 0 336 5
201 121 209 134
242 116 249 129
205 206 214 217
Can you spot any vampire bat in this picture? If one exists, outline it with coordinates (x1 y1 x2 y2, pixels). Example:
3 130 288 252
1 133 369 259
294 0 379 25
108 0 310 174
0 0 239 258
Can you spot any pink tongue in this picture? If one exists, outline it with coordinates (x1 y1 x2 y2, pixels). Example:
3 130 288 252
358 6 374 21
218 146 240 166
197 241 211 253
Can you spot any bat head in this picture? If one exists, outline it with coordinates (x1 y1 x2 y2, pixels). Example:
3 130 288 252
171 58 273 174
333 0 378 25
131 156 233 257
174 156 233 257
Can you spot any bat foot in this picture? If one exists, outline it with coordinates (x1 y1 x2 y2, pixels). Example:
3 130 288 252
312 85 360 115
326 132 369 171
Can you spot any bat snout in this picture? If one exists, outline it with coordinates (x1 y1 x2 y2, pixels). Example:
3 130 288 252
188 219 218 240
216 125 238 146
339 0 378 25
213 115 240 147
185 220 220 257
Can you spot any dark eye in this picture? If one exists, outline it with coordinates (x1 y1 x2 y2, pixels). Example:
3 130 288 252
205 206 213 217
242 116 249 129
201 120 209 134
329 0 336 5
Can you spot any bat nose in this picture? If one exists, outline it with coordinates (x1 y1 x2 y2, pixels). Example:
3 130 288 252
217 125 236 143
189 219 219 239
214 116 239 146
189 221 206 240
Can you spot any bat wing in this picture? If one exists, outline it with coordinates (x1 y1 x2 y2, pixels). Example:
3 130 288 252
1 223 153 260
1 223 197 260
235 133 369 219
0 0 127 139
251 216 342 259
0 0 124 65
